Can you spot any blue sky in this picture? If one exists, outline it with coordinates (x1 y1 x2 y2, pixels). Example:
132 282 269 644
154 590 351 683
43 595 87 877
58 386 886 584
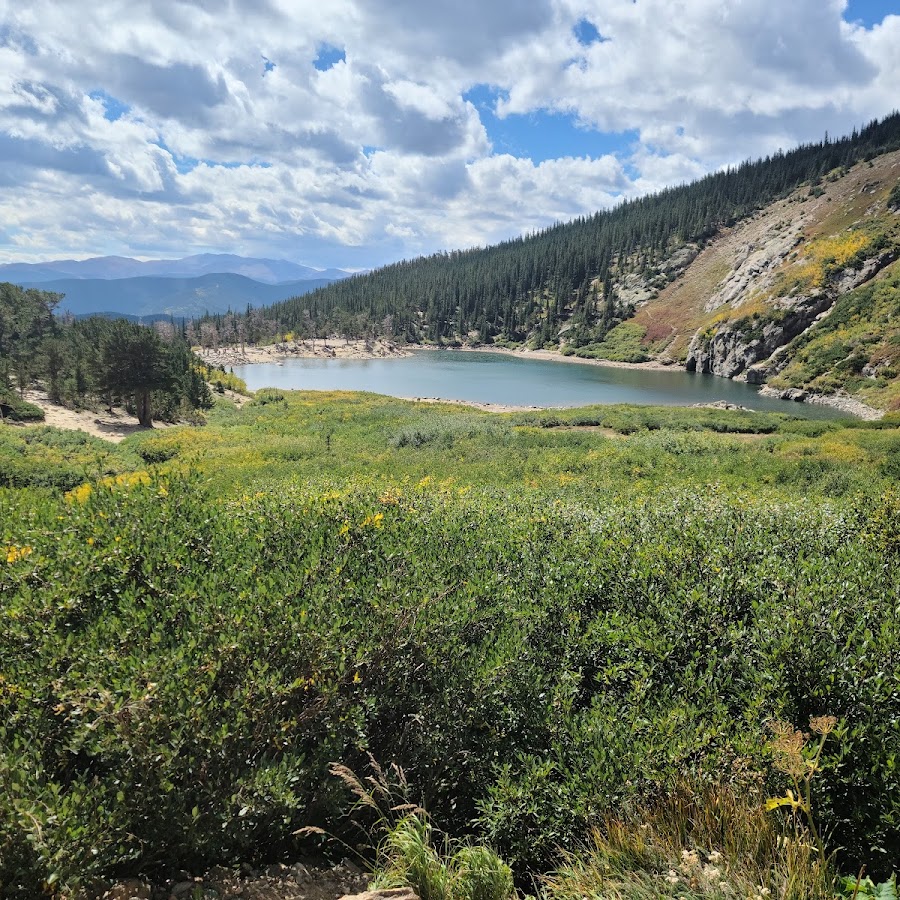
1 0 898 269
845 0 899 26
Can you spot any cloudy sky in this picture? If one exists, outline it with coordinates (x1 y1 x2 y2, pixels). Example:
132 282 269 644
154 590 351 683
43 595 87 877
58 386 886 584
1 0 898 270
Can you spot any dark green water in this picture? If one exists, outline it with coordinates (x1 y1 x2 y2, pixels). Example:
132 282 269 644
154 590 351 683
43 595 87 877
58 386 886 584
232 350 847 419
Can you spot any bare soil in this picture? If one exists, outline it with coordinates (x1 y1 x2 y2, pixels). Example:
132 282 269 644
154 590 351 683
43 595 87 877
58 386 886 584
90 860 370 900
20 390 167 443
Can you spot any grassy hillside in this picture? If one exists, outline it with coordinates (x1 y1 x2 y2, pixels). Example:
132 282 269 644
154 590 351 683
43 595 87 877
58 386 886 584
2 393 899 896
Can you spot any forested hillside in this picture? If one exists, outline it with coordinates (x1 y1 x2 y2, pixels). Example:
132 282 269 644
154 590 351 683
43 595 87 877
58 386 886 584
207 116 899 343
0 283 213 426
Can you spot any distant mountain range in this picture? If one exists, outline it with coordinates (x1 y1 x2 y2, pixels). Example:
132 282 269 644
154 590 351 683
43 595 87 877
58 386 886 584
1 254 353 318
17 273 339 318
0 253 352 285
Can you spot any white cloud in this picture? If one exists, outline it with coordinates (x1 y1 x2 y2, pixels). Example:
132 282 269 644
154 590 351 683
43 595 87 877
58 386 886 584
0 0 898 268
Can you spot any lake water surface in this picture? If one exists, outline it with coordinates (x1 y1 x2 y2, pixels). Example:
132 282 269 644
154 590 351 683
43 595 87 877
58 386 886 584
232 350 845 419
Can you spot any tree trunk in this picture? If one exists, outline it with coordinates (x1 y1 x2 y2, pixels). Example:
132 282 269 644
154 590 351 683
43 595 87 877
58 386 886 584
135 391 152 427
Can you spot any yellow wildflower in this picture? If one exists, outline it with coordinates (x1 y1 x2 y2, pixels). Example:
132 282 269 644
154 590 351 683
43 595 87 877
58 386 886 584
6 545 33 564
65 483 93 504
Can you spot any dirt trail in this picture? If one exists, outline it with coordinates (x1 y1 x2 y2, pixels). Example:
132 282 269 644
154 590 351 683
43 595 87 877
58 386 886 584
18 390 163 443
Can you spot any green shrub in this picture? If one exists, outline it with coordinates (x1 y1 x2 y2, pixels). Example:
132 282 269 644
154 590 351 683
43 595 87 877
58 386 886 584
374 816 513 900
1 475 898 893
0 387 44 422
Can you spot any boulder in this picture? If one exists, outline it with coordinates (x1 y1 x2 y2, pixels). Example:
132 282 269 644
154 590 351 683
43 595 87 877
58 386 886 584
340 889 420 900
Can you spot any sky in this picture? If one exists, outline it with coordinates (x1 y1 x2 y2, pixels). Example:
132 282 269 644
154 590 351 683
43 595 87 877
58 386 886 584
0 0 898 271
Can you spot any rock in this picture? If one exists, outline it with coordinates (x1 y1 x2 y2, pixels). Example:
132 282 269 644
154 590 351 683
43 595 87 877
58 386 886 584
757 385 883 419
660 245 699 274
687 248 898 381
102 880 152 900
170 880 198 897
340 889 419 900
689 401 751 411
292 863 313 882
687 292 832 379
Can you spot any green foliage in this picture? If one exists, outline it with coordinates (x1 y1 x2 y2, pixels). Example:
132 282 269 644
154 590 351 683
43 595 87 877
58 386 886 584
1 457 899 892
199 365 248 395
390 414 511 450
0 426 140 490
1 395 899 893
373 816 513 900
252 388 287 405
840 873 898 899
0 283 62 392
571 323 649 363
0 285 215 425
0 386 44 422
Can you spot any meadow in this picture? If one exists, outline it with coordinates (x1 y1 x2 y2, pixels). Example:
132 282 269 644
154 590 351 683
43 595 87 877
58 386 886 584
1 392 899 897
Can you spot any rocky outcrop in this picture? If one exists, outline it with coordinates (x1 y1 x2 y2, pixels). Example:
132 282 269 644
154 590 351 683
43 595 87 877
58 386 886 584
608 245 700 309
685 250 898 380
702 228 805 314
685 293 832 378
758 385 884 420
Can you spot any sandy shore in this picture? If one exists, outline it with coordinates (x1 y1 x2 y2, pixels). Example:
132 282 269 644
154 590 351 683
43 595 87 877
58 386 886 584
200 339 680 374
444 343 678 372
198 338 410 368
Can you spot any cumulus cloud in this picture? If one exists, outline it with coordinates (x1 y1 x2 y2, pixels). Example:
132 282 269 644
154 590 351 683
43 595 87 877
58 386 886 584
0 0 897 267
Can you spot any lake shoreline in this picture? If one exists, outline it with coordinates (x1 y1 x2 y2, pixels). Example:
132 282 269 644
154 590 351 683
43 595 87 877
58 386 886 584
203 339 676 373
215 340 882 419
431 343 677 372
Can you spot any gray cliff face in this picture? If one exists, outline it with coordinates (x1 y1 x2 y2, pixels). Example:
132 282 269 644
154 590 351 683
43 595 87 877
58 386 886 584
685 293 832 378
685 250 897 380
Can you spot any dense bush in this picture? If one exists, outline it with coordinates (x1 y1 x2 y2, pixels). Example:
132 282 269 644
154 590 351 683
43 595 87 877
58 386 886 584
0 427 142 490
0 387 44 422
2 469 899 894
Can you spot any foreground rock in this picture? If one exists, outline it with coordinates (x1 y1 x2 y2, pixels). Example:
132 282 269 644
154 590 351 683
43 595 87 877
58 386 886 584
90 860 369 900
757 386 884 420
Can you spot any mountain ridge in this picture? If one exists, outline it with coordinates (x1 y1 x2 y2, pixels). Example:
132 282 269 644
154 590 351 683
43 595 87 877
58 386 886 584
0 253 353 285
18 272 339 318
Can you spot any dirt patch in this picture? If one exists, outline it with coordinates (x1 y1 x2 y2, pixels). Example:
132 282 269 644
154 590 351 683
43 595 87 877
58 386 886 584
91 860 370 900
20 390 166 443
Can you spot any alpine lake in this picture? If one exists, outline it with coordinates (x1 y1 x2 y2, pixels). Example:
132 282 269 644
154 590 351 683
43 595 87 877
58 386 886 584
231 349 846 419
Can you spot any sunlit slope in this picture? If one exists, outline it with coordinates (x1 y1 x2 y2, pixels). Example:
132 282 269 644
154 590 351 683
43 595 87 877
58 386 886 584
632 149 900 406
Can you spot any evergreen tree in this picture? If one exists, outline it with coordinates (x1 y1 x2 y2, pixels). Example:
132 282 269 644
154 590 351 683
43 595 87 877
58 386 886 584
98 320 175 427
